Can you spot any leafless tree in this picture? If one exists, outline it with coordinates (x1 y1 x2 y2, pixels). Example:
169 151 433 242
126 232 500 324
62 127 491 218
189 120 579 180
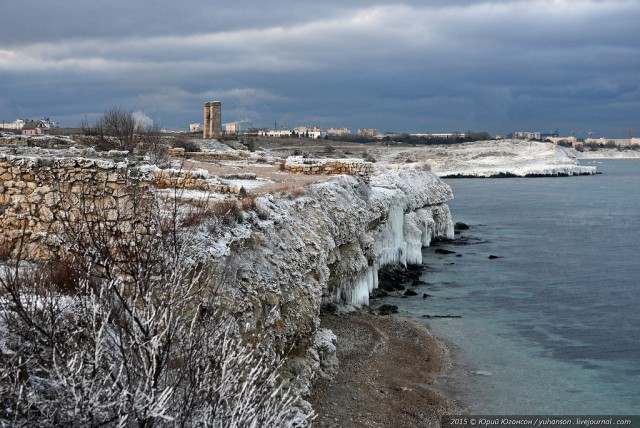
80 106 140 152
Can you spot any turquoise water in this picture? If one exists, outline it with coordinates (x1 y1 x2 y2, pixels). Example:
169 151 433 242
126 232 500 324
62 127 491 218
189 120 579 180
376 159 640 414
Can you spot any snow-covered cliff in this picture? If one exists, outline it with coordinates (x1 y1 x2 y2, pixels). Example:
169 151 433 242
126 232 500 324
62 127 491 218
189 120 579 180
197 166 453 395
426 140 597 177
376 140 597 177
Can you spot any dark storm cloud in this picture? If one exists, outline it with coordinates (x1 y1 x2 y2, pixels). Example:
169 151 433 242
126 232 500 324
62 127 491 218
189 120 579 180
1 0 638 135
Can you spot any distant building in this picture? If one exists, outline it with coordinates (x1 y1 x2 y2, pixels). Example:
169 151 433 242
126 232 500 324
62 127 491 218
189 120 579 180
40 117 58 128
410 133 465 139
22 120 50 135
545 136 576 145
1 118 27 130
358 128 380 137
258 129 293 138
514 131 541 140
189 123 202 132
294 126 322 139
224 122 239 134
4 117 57 130
327 127 351 137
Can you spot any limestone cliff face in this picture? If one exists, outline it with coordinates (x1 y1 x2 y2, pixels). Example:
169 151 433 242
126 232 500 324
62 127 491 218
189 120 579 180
206 167 454 394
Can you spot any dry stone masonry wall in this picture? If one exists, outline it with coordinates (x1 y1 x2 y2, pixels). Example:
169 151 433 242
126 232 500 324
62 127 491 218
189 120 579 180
0 151 247 260
0 152 155 259
284 156 374 178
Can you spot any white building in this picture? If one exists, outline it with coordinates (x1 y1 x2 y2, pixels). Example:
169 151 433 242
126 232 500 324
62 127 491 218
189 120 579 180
189 123 202 132
358 128 380 137
40 117 58 128
410 133 465 138
0 119 27 130
258 129 293 137
514 131 541 140
224 122 242 134
545 136 577 145
294 126 322 139
327 127 351 137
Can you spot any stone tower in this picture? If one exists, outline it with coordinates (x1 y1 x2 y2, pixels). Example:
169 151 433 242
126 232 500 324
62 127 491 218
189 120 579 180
203 101 222 139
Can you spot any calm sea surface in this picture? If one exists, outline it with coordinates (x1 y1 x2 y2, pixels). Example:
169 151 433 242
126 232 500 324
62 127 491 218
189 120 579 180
377 159 640 414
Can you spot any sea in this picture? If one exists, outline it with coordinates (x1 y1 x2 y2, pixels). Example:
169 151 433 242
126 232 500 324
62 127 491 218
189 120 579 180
376 159 640 415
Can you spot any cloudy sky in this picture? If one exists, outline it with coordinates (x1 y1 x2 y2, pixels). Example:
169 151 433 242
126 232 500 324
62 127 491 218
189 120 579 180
1 0 638 137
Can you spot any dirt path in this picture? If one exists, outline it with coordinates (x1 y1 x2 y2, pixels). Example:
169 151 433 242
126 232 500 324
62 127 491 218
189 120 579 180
309 312 456 428
182 159 333 194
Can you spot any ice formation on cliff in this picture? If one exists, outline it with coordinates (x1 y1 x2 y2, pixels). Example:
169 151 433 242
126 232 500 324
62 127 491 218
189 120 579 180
163 166 455 401
325 169 454 306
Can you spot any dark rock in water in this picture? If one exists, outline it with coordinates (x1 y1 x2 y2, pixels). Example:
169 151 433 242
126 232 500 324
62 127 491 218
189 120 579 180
423 293 431 299
378 304 398 315
404 289 418 296
412 280 429 286
456 254 463 257
422 314 462 319
378 265 419 291
488 255 500 259
378 282 397 292
370 288 389 299
435 248 456 255
454 222 470 230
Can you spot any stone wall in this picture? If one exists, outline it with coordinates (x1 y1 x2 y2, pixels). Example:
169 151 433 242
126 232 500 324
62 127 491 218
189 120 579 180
0 153 156 259
0 152 244 260
284 156 374 178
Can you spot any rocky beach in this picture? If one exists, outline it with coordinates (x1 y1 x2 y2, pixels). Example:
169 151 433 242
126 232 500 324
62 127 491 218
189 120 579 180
309 312 455 428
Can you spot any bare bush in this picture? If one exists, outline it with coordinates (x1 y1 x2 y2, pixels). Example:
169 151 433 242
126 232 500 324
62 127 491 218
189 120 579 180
138 124 170 166
79 107 170 165
80 106 139 152
0 182 312 427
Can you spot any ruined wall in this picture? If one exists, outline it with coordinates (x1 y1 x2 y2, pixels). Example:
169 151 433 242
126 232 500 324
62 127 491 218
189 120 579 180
0 152 245 260
284 156 374 178
0 153 155 259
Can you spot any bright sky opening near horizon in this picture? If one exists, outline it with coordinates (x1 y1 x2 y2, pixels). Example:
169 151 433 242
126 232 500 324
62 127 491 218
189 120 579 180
0 0 638 137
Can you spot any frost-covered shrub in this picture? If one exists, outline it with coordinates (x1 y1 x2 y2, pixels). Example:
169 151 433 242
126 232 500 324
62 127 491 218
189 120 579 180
0 185 312 427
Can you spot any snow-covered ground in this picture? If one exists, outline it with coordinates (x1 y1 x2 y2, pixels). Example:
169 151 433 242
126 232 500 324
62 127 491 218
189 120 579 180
375 140 597 177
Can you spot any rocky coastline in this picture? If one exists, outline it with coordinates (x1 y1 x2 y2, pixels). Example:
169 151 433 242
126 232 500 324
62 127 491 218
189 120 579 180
309 312 456 428
3 136 607 425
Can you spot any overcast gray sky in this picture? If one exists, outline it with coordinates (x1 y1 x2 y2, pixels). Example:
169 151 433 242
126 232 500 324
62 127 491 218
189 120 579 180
1 0 638 137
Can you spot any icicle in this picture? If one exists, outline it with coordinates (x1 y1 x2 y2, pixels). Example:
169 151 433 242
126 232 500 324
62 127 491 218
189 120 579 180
379 204 407 267
403 211 423 265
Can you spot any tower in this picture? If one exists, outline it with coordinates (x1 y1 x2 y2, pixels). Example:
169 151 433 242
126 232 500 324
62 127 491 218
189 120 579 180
203 101 222 139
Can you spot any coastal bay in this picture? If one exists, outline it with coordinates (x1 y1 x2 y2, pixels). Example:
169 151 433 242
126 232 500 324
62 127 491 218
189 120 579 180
370 159 640 414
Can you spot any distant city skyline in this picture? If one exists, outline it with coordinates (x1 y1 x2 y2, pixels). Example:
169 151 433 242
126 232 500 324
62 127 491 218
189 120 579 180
0 114 633 140
1 1 638 139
